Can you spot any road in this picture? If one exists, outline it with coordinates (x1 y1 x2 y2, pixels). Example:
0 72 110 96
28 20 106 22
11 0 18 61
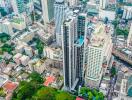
107 76 116 100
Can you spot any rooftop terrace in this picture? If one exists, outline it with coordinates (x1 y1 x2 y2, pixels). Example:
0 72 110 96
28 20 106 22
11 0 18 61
90 23 107 48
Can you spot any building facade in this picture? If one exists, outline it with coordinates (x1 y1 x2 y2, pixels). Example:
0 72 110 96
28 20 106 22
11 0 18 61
11 0 25 14
41 0 54 25
85 23 113 88
67 0 78 6
122 6 132 20
54 0 66 46
127 23 132 48
99 0 108 9
62 13 87 91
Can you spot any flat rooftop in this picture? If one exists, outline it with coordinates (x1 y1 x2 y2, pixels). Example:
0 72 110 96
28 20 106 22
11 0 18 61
0 75 8 87
90 23 107 48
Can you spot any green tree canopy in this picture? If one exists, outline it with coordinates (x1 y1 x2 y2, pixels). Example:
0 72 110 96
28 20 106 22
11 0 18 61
33 87 57 100
56 91 75 100
110 66 117 77
116 27 129 38
29 71 44 84
88 91 93 100
112 19 119 28
12 81 36 100
0 32 10 43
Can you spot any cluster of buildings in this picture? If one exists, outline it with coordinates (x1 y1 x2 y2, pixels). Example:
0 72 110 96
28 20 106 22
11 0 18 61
0 0 132 100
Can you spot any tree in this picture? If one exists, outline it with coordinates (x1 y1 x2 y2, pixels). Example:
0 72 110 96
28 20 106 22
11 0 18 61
98 92 104 100
0 48 3 55
116 27 129 38
33 87 56 100
112 20 119 28
0 32 10 43
80 87 90 97
56 91 75 100
0 88 6 97
12 81 36 100
110 66 116 77
29 71 44 84
92 89 98 96
30 11 35 24
95 95 100 100
1 44 14 54
88 91 93 100
36 39 44 55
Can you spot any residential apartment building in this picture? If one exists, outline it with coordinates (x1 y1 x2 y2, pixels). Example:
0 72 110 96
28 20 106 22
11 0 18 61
85 23 113 88
62 13 87 91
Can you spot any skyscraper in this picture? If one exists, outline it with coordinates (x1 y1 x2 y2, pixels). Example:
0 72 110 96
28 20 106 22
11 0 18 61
41 0 54 25
11 0 25 14
54 0 66 46
99 0 108 9
67 0 78 6
62 13 87 91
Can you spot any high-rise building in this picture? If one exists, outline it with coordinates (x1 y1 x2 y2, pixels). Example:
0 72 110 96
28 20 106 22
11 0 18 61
99 0 108 9
62 13 87 91
54 0 66 46
11 0 25 14
84 23 113 88
0 0 12 14
127 23 132 48
67 0 78 6
41 0 54 25
122 6 132 20
0 19 13 35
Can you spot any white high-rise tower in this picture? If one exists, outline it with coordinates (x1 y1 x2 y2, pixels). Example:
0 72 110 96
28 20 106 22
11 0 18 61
41 0 54 25
54 0 66 46
99 0 108 9
67 0 78 6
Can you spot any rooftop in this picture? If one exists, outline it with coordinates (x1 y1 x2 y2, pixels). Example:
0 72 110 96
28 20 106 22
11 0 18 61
3 81 18 93
90 23 108 48
0 75 8 87
44 76 56 86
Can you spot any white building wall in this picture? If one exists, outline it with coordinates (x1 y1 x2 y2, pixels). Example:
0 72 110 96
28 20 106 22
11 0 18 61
100 0 108 9
11 0 19 14
67 0 77 6
99 10 116 20
54 1 66 46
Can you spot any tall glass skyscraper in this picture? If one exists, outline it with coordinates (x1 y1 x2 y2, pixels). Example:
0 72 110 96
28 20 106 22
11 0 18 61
62 13 87 91
11 0 25 14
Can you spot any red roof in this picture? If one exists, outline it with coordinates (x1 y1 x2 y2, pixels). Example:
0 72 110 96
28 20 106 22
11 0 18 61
76 97 84 100
3 81 18 93
44 76 55 86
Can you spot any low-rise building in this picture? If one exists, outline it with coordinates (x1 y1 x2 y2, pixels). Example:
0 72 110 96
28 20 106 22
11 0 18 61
24 47 33 57
11 15 26 31
43 44 63 61
36 29 53 45
99 10 116 20
0 75 8 87
13 53 22 64
20 55 30 66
